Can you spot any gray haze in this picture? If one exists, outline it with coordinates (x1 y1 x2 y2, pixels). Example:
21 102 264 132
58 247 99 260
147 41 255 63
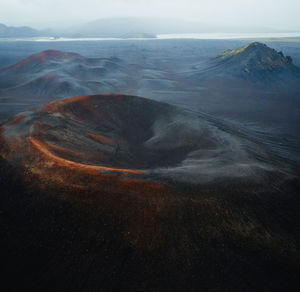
0 0 300 31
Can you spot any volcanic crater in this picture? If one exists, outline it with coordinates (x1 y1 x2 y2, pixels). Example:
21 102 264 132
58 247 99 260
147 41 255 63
1 94 289 183
35 94 202 170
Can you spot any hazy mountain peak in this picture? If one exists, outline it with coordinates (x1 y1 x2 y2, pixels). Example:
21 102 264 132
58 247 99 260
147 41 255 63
0 23 40 38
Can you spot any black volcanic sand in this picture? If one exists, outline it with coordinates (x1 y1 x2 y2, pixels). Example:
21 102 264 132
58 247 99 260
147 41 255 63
0 40 299 166
0 94 300 291
0 157 300 292
0 40 300 291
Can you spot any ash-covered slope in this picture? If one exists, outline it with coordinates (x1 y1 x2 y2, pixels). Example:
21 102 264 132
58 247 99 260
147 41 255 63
0 50 135 99
1 94 299 292
1 94 294 184
187 42 300 88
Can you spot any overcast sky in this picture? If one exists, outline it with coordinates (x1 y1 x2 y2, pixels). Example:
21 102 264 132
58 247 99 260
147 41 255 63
0 0 299 30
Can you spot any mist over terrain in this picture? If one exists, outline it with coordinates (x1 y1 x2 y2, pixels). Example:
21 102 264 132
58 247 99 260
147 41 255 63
1 0 300 32
1 18 295 39
1 0 300 38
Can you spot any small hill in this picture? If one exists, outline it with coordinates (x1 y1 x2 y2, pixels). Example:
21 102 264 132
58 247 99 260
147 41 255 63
0 50 135 99
187 42 300 88
216 42 297 75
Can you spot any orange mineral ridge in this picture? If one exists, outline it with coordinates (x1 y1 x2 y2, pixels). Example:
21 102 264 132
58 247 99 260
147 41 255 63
29 136 143 175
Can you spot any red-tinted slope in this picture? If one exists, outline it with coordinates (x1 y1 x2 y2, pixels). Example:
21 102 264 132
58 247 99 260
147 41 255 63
1 94 183 179
0 50 130 99
1 50 84 72
2 94 290 185
29 136 143 175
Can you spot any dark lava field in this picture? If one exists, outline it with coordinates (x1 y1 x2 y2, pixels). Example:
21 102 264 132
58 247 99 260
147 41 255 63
0 39 300 291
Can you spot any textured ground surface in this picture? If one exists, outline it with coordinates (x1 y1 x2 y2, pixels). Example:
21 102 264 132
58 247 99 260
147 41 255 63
0 40 300 291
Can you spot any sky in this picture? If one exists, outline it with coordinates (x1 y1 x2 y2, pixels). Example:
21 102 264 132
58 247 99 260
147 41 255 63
0 0 300 31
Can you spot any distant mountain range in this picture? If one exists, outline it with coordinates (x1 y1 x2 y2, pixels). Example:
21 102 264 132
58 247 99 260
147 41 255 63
64 18 283 37
69 18 196 37
0 21 159 39
0 23 42 38
1 18 289 39
121 32 156 39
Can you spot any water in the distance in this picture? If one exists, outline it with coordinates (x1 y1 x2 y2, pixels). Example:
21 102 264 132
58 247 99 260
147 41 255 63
157 32 300 39
1 32 300 42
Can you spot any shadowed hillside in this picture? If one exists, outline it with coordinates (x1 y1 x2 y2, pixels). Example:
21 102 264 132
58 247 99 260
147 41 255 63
0 50 139 122
175 42 300 156
0 50 135 98
0 40 300 291
184 42 300 88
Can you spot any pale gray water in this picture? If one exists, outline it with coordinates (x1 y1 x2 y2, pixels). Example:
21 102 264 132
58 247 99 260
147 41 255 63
1 32 300 42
